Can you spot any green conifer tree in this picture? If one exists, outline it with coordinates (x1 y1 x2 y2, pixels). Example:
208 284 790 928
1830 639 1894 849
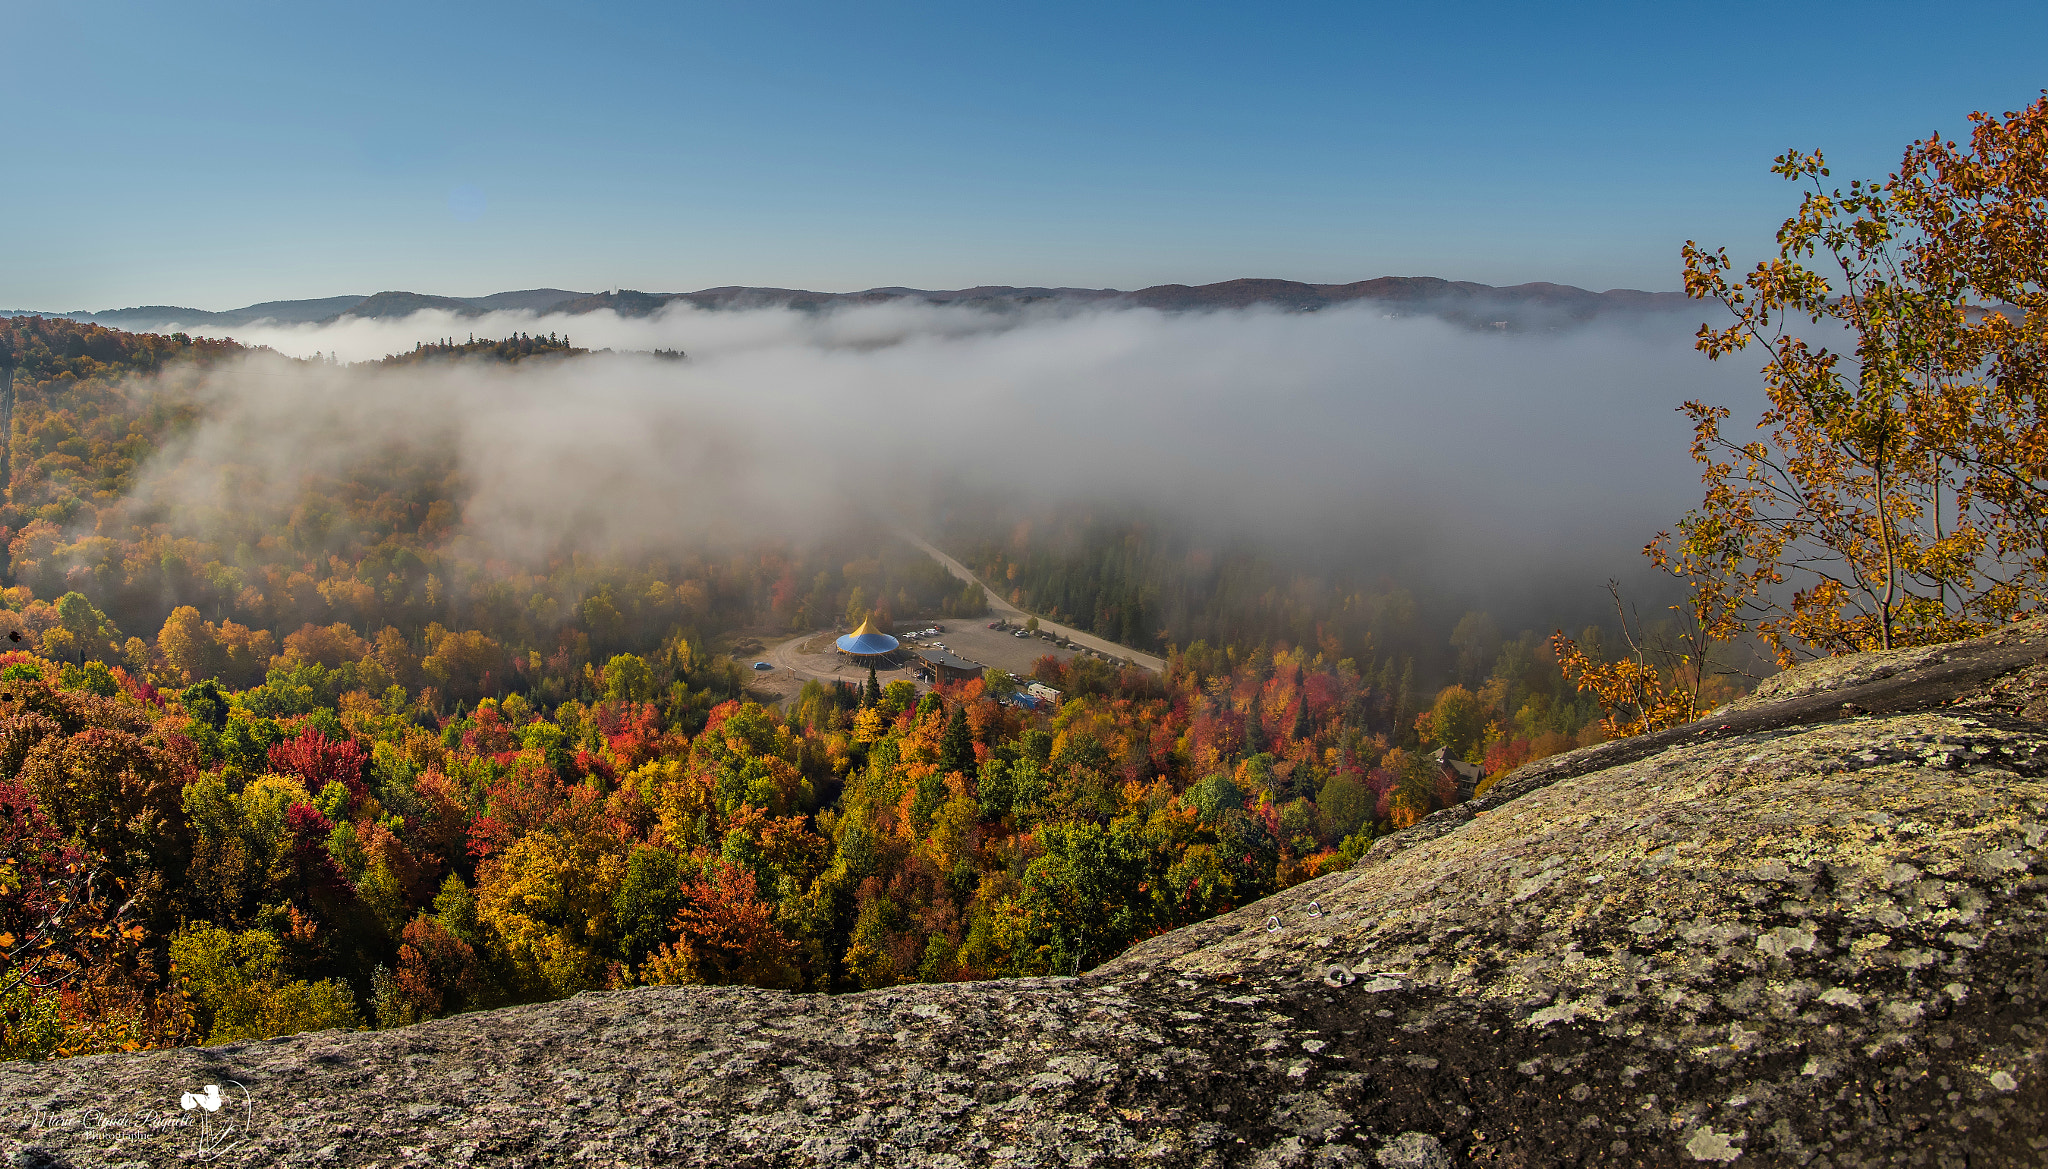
940 705 975 775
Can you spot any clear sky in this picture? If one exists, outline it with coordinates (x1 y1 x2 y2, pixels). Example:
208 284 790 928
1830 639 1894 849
3 1 2043 309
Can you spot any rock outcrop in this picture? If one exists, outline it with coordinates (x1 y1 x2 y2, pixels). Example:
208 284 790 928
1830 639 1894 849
6 625 2046 1167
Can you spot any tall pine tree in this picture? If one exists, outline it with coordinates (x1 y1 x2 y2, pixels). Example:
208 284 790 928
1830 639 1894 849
940 705 976 775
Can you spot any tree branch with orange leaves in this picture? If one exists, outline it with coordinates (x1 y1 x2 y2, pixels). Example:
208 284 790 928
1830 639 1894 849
1657 94 2048 667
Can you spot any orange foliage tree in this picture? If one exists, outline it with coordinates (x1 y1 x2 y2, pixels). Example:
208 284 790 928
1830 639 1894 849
1551 583 1731 740
641 861 799 989
1660 94 2048 664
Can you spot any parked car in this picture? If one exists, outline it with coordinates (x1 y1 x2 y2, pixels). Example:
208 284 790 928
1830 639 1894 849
1014 629 1028 638
751 661 774 670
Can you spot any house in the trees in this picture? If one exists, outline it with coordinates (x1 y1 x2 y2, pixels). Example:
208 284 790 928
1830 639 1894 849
1007 681 1064 711
1432 747 1485 804
913 645 984 684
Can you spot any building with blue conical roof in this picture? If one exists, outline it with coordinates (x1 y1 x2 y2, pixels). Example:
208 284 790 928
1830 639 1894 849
835 616 901 666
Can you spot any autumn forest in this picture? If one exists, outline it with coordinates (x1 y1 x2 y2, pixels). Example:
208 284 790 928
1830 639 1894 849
20 78 2039 1053
0 311 1650 1057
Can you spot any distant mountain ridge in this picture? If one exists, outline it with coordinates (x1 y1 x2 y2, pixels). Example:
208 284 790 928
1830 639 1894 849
6 277 1689 334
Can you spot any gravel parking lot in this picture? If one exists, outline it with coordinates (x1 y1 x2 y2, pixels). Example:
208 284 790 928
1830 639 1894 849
897 620 1087 678
759 618 1110 707
746 535 1160 709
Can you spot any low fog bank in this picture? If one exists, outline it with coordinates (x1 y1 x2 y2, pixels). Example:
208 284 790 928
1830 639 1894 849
125 301 1759 634
159 298 1074 365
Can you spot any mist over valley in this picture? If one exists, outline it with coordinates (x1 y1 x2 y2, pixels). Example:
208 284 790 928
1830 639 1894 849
4 278 1757 660
7 8 2041 1160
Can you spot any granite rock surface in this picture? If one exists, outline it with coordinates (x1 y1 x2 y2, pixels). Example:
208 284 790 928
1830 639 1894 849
4 625 2046 1167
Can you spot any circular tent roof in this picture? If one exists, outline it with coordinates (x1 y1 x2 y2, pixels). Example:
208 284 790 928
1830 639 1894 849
836 616 900 657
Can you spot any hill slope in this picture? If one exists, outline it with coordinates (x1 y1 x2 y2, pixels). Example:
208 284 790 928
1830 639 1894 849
7 621 2041 1166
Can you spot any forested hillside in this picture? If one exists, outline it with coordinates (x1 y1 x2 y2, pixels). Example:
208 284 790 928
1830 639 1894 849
938 502 1628 706
0 315 1656 1059
944 505 1435 666
375 332 585 367
0 611 1630 1058
0 316 979 712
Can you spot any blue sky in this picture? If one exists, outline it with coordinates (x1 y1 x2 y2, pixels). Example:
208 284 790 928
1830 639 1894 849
4 1 2043 308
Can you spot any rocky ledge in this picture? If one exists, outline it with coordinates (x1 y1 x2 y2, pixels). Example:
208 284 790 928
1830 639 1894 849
5 625 2046 1167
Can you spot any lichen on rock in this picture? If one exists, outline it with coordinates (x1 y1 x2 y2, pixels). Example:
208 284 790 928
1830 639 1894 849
5 625 2047 1166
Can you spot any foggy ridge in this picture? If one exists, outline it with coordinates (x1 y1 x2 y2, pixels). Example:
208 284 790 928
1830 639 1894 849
0 293 1755 639
6 276 1685 334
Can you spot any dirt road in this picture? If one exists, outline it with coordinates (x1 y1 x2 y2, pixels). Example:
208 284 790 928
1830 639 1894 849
895 530 1167 672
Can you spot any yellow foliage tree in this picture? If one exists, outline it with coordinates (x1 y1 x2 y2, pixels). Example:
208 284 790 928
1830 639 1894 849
851 706 885 743
1661 94 2048 664
169 924 359 1044
1551 583 1727 740
1415 685 1486 762
1552 636 1701 741
156 606 276 687
473 833 618 1000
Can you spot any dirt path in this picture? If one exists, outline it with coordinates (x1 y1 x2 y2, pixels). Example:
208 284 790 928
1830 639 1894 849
895 529 1167 672
767 631 852 681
